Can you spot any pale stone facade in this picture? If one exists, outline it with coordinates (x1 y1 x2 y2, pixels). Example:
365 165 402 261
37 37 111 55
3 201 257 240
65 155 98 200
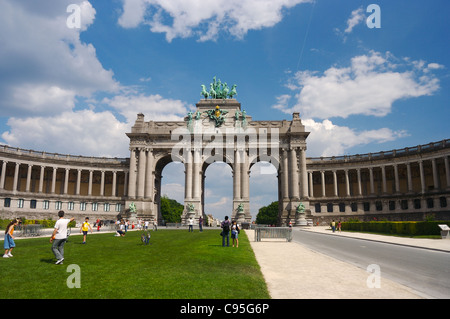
0 99 449 225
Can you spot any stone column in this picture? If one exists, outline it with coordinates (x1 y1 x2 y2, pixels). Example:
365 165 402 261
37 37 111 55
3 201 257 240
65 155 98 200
137 148 146 198
344 169 350 197
445 156 450 190
88 170 93 196
51 167 57 194
321 170 326 197
241 149 249 200
289 148 299 199
356 168 362 196
281 149 289 199
124 171 129 196
185 149 192 200
393 164 400 193
76 169 81 195
381 165 387 194
332 170 338 197
145 150 153 199
128 148 137 199
193 148 201 200
100 170 105 196
25 164 32 192
0 161 7 189
431 158 439 191
406 162 413 193
64 168 70 195
369 167 375 195
38 166 45 193
419 160 425 193
308 171 314 198
299 147 308 199
233 149 241 200
112 171 117 197
12 162 20 193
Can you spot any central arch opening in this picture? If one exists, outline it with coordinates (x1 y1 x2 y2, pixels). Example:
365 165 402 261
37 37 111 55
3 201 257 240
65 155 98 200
250 161 279 224
203 161 233 224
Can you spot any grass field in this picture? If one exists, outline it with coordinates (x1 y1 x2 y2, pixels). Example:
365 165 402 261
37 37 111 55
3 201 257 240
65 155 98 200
0 229 270 299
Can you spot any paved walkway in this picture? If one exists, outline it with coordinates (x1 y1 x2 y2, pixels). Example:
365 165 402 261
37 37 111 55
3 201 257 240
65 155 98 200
246 226 450 299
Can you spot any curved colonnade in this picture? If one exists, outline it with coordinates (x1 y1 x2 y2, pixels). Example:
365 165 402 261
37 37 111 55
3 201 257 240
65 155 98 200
1 139 449 224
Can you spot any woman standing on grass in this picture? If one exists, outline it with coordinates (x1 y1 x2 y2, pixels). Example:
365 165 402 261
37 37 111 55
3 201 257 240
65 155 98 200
231 221 239 248
3 219 18 258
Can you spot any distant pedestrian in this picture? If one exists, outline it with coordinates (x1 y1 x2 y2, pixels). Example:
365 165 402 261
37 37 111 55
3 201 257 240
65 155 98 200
221 216 231 247
338 220 342 233
199 216 203 232
50 211 75 264
231 220 240 248
153 220 158 231
331 220 336 233
188 217 194 232
80 217 93 244
3 218 18 258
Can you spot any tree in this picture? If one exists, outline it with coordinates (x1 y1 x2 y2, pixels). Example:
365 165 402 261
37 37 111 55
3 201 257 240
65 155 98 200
160 195 184 223
255 201 278 225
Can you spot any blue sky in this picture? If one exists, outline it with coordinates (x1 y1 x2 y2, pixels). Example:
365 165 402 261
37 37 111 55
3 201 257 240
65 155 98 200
0 0 448 219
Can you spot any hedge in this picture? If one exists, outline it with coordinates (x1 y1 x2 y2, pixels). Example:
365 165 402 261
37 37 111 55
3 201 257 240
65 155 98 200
341 221 450 236
0 218 75 230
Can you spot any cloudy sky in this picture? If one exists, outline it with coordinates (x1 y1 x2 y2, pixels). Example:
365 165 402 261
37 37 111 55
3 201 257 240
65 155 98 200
0 0 448 219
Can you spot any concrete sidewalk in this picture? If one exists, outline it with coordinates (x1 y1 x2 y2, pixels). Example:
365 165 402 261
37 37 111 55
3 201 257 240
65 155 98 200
245 227 450 299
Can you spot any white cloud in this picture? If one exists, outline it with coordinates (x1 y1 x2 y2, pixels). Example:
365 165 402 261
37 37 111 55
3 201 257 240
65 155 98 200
2 110 129 157
344 7 365 33
103 93 189 123
118 0 312 42
275 51 441 119
0 0 119 117
302 119 408 157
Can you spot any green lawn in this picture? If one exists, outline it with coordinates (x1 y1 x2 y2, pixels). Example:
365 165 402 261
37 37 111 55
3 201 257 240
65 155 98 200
0 229 270 299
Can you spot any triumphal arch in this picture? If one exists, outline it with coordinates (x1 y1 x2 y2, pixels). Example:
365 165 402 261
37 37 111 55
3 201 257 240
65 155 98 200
126 77 310 225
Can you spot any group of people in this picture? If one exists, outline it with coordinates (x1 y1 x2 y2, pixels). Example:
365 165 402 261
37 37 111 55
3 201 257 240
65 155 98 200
3 212 242 264
331 220 342 233
220 216 240 247
187 216 203 232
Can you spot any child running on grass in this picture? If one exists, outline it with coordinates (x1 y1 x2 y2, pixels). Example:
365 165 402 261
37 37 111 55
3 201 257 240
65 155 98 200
80 217 93 244
3 219 18 258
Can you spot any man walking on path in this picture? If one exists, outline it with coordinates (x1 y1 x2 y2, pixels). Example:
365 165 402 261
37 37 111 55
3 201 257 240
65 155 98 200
50 211 74 264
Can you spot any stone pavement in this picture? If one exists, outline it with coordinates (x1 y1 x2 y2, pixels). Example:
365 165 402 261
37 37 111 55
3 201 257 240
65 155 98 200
245 227 450 299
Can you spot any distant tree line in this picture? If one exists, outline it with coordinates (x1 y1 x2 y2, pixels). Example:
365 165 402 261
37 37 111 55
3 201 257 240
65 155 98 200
255 201 278 225
160 195 184 223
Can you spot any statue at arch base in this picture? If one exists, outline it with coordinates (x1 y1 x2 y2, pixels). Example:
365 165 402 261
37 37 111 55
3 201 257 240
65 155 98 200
294 202 310 226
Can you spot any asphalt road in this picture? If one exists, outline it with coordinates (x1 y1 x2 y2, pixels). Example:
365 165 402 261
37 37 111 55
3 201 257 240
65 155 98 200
292 229 450 299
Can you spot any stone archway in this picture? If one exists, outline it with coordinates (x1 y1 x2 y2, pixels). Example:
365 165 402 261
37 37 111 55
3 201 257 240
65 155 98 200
126 93 310 226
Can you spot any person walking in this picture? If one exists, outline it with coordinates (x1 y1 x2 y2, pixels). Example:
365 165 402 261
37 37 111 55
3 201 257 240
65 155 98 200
3 219 18 258
221 216 231 247
231 220 240 248
80 217 93 244
188 217 194 232
198 216 203 232
331 220 336 233
50 211 75 264
338 220 342 233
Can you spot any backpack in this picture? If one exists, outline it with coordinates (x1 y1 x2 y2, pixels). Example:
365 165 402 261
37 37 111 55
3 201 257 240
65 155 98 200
223 221 230 233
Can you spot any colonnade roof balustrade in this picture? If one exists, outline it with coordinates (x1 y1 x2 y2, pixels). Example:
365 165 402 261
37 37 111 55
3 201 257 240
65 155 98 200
308 139 449 164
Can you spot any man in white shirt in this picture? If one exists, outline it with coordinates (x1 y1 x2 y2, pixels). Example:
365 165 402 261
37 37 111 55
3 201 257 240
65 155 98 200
50 210 75 265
